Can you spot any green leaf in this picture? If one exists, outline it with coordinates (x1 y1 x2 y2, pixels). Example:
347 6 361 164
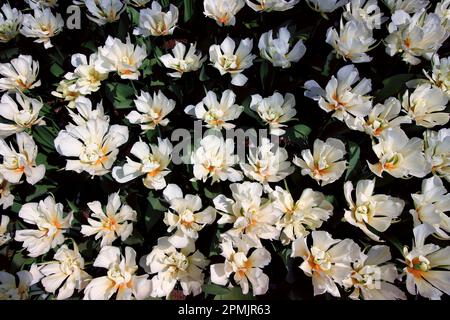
292 124 311 140
183 0 194 22
127 7 140 25
147 191 167 211
105 82 135 109
214 287 255 300
345 141 360 180
377 74 414 101
260 60 270 91
33 126 57 152
203 284 230 296
50 63 64 77
26 185 56 202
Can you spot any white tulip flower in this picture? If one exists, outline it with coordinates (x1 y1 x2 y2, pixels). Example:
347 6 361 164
96 36 147 80
67 97 109 126
258 27 306 68
271 186 333 245
362 97 411 137
84 0 126 25
35 243 92 300
401 84 449 128
15 196 73 257
403 223 450 300
0 93 46 138
191 134 243 184
385 9 449 65
425 55 450 97
126 90 175 131
65 53 109 96
133 1 179 37
343 0 385 30
20 8 64 49
25 0 58 9
293 137 347 186
81 192 137 247
0 270 34 300
305 0 349 14
203 0 245 26
383 0 429 13
184 90 243 130
0 174 13 210
410 176 450 240
54 118 129 176
368 128 430 178
112 138 172 190
0 3 23 43
144 237 208 298
0 132 45 185
304 64 372 131
344 179 405 241
210 236 271 295
326 20 376 63
342 245 406 300
159 42 206 78
51 79 81 109
209 36 256 86
241 138 295 184
291 230 360 297
162 184 216 248
424 128 450 181
246 0 300 12
435 0 450 31
250 92 296 136
84 246 152 300
0 55 41 93
0 215 10 246
214 182 282 247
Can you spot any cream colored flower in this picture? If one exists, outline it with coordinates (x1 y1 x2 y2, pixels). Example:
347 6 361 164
435 0 450 31
383 0 429 13
305 0 349 13
401 84 449 128
343 0 384 30
54 118 129 176
0 3 23 43
25 0 58 9
210 236 271 295
410 176 450 240
362 97 411 137
0 132 45 185
304 64 372 130
112 138 172 190
259 27 306 68
385 9 449 65
159 42 205 78
293 137 347 186
342 245 406 300
133 1 178 37
425 55 450 97
0 271 33 300
184 90 243 130
250 92 296 136
81 192 137 247
163 184 216 248
203 0 245 26
0 55 40 93
368 128 430 178
126 91 175 131
15 196 73 257
35 242 92 300
241 138 295 184
51 79 81 109
96 36 147 80
0 215 10 246
84 246 152 300
144 237 208 298
85 0 126 25
214 182 281 247
246 0 300 11
291 231 360 297
67 97 109 126
344 179 404 241
191 135 243 184
209 36 256 86
326 19 376 63
424 128 450 181
20 8 64 49
403 223 450 299
0 93 46 138
271 186 333 245
0 174 13 209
